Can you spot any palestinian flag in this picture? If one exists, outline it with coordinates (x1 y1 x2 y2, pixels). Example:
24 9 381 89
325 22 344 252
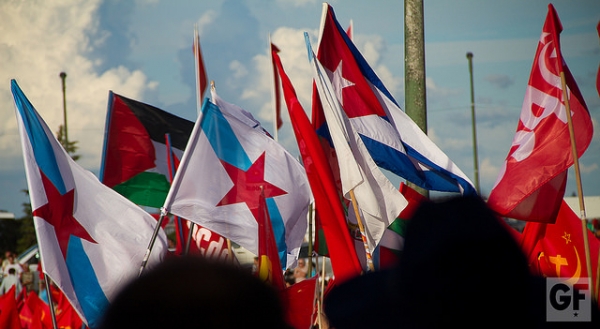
376 182 427 269
100 91 194 208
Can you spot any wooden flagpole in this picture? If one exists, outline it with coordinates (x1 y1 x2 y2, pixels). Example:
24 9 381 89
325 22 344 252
348 189 375 272
559 71 594 299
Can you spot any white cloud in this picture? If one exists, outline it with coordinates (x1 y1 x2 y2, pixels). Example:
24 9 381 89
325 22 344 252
0 0 152 172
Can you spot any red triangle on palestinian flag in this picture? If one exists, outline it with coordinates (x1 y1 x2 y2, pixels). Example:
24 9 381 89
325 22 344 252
100 92 194 208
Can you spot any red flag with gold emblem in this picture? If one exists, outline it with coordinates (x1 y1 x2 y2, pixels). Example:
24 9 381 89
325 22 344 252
522 200 599 287
487 4 593 223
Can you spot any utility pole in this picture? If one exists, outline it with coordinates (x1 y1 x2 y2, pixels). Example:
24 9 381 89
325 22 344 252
404 0 428 198
466 52 480 194
60 72 68 147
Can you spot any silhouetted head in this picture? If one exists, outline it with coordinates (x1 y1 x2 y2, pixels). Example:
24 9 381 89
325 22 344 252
99 255 292 329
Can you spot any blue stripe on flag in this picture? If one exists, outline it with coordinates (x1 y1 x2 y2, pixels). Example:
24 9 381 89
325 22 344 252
360 134 477 195
266 198 287 269
11 80 66 194
66 237 109 328
200 101 252 169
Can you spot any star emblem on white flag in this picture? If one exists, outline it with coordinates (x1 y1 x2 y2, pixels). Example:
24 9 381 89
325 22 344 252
326 61 354 106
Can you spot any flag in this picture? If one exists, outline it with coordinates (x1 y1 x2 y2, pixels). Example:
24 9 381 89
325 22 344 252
521 200 599 288
194 26 209 104
309 36 408 253
100 91 194 208
281 276 318 329
313 3 476 196
0 286 21 329
376 182 427 269
12 79 168 328
272 43 362 282
596 21 600 97
164 89 312 269
271 42 283 130
487 4 593 223
164 133 231 260
55 288 84 329
20 291 53 329
257 188 286 290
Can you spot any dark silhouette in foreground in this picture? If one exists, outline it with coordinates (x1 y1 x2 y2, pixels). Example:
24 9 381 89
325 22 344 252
98 255 292 329
324 195 598 328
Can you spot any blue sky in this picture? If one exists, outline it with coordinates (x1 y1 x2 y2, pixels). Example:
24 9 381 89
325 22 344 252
0 0 599 218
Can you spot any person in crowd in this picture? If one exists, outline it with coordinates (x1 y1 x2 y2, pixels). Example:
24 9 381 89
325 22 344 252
0 267 22 296
2 252 22 280
323 195 598 328
98 255 293 329
294 258 309 283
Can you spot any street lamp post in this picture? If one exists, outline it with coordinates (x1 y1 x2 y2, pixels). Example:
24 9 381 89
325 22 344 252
466 52 480 194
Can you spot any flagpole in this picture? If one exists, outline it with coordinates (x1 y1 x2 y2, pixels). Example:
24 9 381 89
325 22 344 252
269 33 278 142
139 210 167 276
43 274 59 329
348 189 375 272
559 71 594 299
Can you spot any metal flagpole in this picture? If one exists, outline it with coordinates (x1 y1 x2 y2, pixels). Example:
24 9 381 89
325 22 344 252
559 71 594 300
43 274 59 329
466 52 480 194
59 72 68 148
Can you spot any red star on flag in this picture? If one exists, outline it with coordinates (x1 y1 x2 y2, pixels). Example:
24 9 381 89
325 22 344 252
33 172 97 259
217 152 287 220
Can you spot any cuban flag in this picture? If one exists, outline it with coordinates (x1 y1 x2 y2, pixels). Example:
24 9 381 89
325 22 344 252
313 3 476 196
164 90 312 269
11 79 168 328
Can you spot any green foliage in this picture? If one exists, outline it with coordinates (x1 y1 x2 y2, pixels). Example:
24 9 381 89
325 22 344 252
16 190 36 254
56 124 80 161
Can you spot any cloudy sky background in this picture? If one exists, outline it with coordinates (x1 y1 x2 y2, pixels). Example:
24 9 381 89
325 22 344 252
1 0 598 218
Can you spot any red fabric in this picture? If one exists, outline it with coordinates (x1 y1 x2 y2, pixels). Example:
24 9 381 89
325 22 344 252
0 286 22 329
273 46 363 283
597 21 600 97
55 289 83 329
21 291 53 329
257 189 286 291
194 31 209 102
102 93 155 188
521 200 599 293
281 276 318 329
487 4 593 223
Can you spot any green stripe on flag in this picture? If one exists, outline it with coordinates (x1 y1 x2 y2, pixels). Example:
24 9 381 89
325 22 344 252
112 171 170 208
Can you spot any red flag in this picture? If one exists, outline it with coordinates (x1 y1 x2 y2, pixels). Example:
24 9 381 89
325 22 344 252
0 286 21 329
257 187 286 290
193 26 209 103
487 4 593 223
521 200 599 290
596 21 600 97
55 289 83 329
271 43 283 130
20 291 53 329
272 44 363 283
281 276 318 329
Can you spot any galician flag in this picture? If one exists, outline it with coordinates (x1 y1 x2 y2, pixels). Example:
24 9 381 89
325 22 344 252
100 91 195 208
164 90 312 269
12 79 168 328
